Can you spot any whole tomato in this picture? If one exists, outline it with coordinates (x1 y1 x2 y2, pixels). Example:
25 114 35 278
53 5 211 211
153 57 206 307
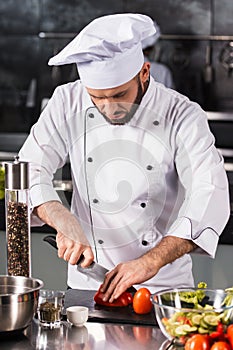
227 324 233 349
210 341 231 350
185 334 210 350
132 287 152 314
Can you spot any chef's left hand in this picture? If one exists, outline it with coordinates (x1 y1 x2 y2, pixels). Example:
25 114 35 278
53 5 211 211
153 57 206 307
101 236 197 302
100 256 158 303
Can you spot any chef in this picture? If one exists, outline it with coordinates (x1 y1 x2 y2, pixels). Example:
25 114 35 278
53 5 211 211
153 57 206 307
142 20 175 89
19 13 230 303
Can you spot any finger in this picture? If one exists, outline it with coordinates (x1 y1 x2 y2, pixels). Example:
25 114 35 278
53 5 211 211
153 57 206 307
108 274 133 302
103 274 123 302
108 277 125 303
80 247 94 267
68 250 80 265
101 269 117 293
56 234 74 259
57 245 66 259
67 243 84 265
64 248 75 262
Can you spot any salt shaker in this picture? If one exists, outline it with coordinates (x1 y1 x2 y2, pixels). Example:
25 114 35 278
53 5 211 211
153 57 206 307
4 156 31 277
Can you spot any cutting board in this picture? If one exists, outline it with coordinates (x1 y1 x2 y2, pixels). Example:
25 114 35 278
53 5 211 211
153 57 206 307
64 289 157 326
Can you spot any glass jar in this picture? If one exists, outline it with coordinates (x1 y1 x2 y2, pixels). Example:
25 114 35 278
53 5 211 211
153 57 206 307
4 157 31 277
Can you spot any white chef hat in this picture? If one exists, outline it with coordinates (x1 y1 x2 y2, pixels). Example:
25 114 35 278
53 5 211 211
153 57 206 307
141 21 161 50
48 13 156 89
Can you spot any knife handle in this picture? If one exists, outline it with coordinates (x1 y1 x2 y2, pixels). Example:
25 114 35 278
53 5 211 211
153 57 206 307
43 235 85 265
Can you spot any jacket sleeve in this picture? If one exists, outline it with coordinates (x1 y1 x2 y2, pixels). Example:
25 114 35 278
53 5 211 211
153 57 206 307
166 101 230 258
19 87 69 224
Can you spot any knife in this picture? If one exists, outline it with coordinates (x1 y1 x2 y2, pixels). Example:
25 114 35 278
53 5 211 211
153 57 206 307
43 235 108 282
43 235 136 293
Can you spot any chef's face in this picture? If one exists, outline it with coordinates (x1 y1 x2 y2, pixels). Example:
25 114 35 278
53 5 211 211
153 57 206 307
86 62 150 125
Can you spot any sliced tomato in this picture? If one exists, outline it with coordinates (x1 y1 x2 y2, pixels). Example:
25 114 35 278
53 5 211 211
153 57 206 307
132 287 152 314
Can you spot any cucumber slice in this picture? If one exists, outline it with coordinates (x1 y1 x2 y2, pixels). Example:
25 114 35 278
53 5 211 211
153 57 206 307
191 314 202 326
198 327 210 334
174 324 197 336
202 314 219 327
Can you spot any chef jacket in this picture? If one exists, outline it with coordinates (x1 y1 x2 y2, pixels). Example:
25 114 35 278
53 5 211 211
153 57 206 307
19 77 230 293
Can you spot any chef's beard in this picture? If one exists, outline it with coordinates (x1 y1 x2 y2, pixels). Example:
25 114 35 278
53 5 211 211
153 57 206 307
94 76 145 126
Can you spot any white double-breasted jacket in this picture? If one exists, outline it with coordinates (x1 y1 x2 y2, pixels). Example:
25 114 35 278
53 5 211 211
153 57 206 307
19 78 230 292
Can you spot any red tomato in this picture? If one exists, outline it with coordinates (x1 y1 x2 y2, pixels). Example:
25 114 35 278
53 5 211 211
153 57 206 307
217 323 224 335
227 324 233 349
132 288 152 314
125 292 133 304
210 341 231 350
185 334 210 350
227 325 233 337
94 287 132 307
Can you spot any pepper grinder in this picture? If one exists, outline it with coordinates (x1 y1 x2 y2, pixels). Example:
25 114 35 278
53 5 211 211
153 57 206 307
4 156 31 277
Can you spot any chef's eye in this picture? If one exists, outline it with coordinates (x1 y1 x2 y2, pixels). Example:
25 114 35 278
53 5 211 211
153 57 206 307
113 92 126 99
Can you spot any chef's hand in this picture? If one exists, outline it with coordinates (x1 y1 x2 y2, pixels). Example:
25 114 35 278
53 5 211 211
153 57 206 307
100 255 157 303
101 236 197 302
56 232 94 267
33 200 94 267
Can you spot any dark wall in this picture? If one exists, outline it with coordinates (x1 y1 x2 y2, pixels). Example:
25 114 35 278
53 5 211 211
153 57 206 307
1 0 233 133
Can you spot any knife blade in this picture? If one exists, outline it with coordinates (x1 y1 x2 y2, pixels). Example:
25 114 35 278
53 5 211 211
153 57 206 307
43 235 137 293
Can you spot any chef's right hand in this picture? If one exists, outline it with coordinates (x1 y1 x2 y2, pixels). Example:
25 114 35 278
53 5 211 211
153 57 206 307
56 231 94 267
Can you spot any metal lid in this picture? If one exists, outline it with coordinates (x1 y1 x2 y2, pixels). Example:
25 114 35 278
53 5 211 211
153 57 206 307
4 156 29 190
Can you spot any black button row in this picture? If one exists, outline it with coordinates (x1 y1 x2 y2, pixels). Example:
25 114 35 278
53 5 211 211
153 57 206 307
92 199 147 208
88 112 159 127
97 239 149 246
87 159 153 171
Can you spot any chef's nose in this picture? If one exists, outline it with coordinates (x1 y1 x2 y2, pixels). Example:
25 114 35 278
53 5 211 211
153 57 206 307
101 101 119 115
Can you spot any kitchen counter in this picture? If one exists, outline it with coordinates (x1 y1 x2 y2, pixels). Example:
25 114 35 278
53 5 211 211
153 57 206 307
0 318 167 350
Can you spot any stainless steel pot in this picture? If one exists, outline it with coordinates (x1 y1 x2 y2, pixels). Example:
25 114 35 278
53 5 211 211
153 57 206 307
0 275 44 333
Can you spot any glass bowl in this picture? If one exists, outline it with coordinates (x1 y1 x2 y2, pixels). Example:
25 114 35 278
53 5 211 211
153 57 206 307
151 288 233 346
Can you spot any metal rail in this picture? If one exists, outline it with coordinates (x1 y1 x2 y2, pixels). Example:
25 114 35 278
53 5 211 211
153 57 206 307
206 112 233 121
161 34 233 41
38 32 233 41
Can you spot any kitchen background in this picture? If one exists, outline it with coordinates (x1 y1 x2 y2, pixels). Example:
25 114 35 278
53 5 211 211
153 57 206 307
0 0 233 289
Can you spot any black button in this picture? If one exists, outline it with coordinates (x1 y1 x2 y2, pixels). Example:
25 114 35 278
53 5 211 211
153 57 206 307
89 113 94 118
87 157 93 162
93 198 99 204
153 120 159 126
146 165 153 170
98 239 104 244
142 240 148 246
140 203 146 208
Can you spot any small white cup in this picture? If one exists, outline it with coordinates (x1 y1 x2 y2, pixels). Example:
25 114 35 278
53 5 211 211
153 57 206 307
66 306 88 327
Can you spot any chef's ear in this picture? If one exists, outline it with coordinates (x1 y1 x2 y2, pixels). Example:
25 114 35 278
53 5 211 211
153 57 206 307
139 62 150 84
